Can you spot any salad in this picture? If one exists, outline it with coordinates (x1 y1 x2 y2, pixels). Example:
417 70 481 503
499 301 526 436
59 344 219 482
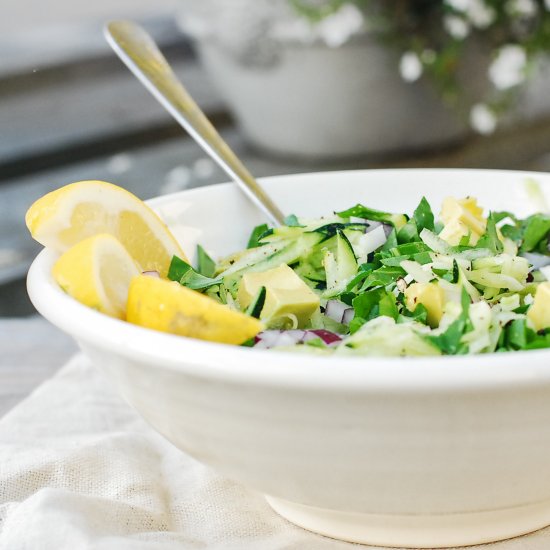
167 194 550 356
26 179 550 357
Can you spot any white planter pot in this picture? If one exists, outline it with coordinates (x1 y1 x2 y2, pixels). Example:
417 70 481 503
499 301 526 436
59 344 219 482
195 37 474 159
178 1 550 160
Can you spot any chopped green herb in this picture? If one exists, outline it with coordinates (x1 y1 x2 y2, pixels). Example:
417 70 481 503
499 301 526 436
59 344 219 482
247 223 270 249
413 196 435 233
168 255 222 290
476 213 503 254
427 289 472 355
283 214 302 227
196 244 216 278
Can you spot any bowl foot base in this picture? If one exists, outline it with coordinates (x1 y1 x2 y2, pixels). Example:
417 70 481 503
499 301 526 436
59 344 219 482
265 495 550 548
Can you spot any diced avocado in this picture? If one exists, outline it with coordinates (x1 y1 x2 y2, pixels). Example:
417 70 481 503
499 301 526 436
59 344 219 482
405 282 445 328
238 264 320 327
527 281 550 331
439 197 487 246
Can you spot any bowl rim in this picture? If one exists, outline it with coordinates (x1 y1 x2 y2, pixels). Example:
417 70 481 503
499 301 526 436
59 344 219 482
27 168 550 392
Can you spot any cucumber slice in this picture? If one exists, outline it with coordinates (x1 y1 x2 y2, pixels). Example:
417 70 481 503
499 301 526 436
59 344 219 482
258 225 306 243
217 240 292 276
294 261 326 284
245 286 267 319
222 232 324 295
323 230 358 295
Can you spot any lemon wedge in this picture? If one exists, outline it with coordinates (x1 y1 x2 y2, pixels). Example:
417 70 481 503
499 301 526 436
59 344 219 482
26 180 186 276
52 233 140 319
127 275 264 345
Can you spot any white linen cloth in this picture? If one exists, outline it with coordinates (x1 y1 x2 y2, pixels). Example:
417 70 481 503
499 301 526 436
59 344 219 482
0 353 549 550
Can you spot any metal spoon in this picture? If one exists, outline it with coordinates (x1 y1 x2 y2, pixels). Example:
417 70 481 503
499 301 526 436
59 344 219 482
104 20 285 227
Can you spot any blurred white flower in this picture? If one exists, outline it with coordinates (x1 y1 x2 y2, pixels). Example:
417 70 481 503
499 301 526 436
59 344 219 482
506 0 538 17
193 158 216 179
0 248 24 269
106 154 133 175
470 103 497 134
399 51 423 82
545 0 550 9
316 4 365 48
466 0 496 28
444 0 495 27
489 44 527 90
444 15 470 39
160 166 192 195
444 0 470 11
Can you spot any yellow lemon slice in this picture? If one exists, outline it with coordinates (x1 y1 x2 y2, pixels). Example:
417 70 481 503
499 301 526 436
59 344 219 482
52 233 140 319
127 275 264 345
26 180 186 276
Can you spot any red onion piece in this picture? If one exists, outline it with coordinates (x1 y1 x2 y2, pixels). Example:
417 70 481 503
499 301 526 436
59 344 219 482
310 329 343 346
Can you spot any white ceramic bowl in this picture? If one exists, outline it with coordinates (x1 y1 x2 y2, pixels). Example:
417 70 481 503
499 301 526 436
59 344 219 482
28 169 550 548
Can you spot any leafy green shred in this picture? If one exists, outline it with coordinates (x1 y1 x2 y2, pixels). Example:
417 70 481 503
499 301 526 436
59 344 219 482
521 216 550 253
351 266 406 292
336 204 407 229
476 213 504 254
503 319 550 350
247 223 271 249
427 289 472 355
313 222 370 239
350 288 398 334
498 212 550 254
168 255 222 290
196 244 216 278
413 196 435 233
283 214 302 227
396 219 419 244
400 302 429 324
378 241 433 267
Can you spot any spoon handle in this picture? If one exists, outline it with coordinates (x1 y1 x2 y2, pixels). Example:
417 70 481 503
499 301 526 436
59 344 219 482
104 20 285 226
